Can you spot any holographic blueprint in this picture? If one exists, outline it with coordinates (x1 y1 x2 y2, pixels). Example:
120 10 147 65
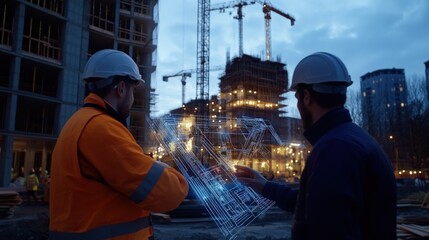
149 115 283 239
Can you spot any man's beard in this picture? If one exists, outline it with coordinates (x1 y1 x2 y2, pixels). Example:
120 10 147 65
300 104 313 131
117 91 132 119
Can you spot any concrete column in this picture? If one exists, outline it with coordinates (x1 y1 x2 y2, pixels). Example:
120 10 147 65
12 1 25 53
129 1 135 55
113 0 120 48
0 136 14 187
0 2 25 187
57 0 87 132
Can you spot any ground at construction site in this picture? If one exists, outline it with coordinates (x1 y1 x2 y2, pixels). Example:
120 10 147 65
1 184 429 240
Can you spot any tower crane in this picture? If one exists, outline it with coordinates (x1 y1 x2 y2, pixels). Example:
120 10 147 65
256 0 295 61
162 71 191 106
194 0 212 164
196 0 211 117
162 65 224 105
210 0 256 57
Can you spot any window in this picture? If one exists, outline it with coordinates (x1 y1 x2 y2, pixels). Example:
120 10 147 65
90 0 115 32
0 93 6 129
15 96 57 135
27 0 65 15
0 54 11 87
19 59 60 97
0 1 15 47
22 8 63 60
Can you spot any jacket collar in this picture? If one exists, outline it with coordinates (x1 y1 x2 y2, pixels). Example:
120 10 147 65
83 93 128 127
303 107 352 146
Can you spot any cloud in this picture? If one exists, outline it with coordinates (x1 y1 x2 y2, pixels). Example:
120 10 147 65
155 0 429 117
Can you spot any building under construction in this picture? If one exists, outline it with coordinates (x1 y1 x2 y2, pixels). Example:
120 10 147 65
165 54 305 179
220 54 304 176
219 54 288 131
0 0 158 187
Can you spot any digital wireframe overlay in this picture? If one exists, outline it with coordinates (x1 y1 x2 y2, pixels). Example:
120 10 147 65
149 115 285 239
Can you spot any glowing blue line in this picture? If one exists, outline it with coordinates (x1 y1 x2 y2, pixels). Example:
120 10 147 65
149 115 282 239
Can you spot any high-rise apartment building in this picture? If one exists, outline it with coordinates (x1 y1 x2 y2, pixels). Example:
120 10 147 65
361 68 408 137
360 68 408 171
0 0 158 186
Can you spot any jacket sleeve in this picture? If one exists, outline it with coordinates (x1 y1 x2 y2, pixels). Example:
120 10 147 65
79 116 189 213
262 181 298 212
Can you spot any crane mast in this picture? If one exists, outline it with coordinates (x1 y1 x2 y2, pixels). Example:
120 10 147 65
257 1 295 61
196 0 211 116
263 5 272 61
236 4 244 57
210 1 295 61
196 0 211 164
162 72 191 105
210 0 256 57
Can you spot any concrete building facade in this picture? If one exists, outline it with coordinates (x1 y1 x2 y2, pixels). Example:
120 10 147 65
361 68 408 137
360 68 408 172
0 0 158 187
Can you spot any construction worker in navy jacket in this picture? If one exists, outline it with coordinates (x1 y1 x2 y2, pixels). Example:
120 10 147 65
50 49 189 240
235 52 396 239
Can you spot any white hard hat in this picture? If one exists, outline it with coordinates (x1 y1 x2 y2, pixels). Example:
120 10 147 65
290 52 352 94
82 49 144 90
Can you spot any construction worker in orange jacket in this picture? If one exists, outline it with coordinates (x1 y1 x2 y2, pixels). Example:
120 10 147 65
49 49 189 240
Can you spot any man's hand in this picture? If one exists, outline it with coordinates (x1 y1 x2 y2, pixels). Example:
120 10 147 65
234 165 267 194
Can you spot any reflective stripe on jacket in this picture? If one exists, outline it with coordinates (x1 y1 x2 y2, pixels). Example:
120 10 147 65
49 93 189 240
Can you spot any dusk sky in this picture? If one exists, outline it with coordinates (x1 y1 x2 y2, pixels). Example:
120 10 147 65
154 0 429 118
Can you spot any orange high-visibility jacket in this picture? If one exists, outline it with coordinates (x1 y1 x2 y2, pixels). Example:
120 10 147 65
49 93 189 240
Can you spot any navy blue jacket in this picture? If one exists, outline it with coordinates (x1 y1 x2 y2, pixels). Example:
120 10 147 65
262 108 396 239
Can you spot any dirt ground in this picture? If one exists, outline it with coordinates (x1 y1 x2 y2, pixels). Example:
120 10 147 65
1 185 428 240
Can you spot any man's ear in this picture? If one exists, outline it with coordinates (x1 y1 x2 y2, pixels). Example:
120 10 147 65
303 89 312 106
116 81 126 96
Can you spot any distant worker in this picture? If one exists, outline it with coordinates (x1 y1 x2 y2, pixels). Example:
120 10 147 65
49 49 189 240
13 172 25 187
235 52 396 239
25 169 39 204
40 170 50 204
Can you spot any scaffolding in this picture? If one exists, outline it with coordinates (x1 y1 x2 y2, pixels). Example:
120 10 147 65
220 54 288 116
